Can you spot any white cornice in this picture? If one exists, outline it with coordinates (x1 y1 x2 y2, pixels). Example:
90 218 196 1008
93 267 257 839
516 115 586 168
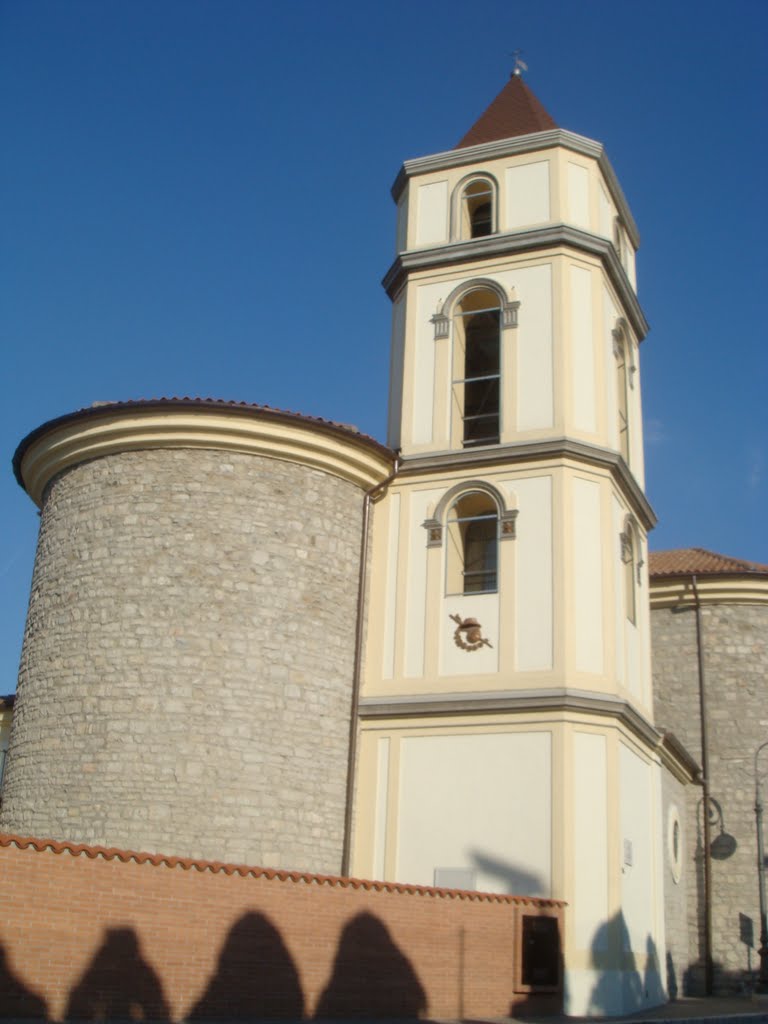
382 224 649 341
391 128 640 249
359 686 661 749
649 574 768 609
398 436 657 531
17 406 394 506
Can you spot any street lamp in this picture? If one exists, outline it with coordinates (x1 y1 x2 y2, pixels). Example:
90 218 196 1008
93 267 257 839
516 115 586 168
755 739 768 993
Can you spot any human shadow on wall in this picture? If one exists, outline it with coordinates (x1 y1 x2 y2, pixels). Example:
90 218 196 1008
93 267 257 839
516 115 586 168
314 912 427 1019
189 911 304 1019
0 941 49 1019
586 911 641 1015
65 927 170 1021
469 849 545 896
586 915 665 1015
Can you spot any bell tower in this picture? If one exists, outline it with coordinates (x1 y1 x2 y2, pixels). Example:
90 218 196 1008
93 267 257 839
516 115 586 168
353 73 677 1016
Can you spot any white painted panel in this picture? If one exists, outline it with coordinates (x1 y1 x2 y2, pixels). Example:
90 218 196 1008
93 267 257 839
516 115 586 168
626 618 641 697
404 489 442 678
573 733 608 950
507 475 553 671
397 731 551 896
387 296 406 449
598 184 614 240
381 493 401 679
514 264 553 430
396 192 408 253
620 744 655 953
612 496 625 686
412 283 444 444
572 478 603 674
504 161 550 228
570 265 596 432
372 738 390 879
440 592 499 676
415 180 448 246
567 162 590 228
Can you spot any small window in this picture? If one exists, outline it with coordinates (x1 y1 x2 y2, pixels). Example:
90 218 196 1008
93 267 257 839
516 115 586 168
461 178 495 239
453 289 501 448
446 492 498 595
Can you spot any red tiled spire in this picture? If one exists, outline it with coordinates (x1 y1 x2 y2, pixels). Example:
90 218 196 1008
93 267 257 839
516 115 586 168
456 74 557 149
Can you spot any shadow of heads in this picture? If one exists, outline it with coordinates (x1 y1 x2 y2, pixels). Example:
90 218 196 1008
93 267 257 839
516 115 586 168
469 849 545 897
315 912 427 1019
0 940 49 1019
65 927 170 1021
189 911 304 1019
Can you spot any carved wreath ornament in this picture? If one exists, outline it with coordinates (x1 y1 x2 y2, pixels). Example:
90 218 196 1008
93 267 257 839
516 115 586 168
450 613 493 652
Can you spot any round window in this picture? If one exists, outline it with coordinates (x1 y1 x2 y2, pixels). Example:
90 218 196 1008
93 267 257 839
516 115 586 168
668 805 683 884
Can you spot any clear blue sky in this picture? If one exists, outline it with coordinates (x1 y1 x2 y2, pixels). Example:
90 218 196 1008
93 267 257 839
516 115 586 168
1 0 766 690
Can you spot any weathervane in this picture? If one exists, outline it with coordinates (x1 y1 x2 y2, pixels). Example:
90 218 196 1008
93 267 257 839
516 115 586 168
511 50 528 77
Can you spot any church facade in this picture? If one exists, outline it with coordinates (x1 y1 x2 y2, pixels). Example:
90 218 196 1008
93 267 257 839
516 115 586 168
6 75 764 1015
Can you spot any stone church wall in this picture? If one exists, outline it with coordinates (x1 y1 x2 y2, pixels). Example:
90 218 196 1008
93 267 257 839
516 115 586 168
1 447 366 872
652 601 768 993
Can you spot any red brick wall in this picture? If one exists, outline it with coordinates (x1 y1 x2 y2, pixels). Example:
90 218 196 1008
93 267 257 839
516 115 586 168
0 834 564 1020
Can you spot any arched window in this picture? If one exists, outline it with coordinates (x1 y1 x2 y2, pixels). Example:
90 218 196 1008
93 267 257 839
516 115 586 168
614 328 630 463
454 289 501 447
446 492 499 595
457 177 496 240
621 521 638 625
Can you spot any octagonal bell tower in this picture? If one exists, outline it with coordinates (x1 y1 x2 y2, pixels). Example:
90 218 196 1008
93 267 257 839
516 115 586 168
354 73 678 1016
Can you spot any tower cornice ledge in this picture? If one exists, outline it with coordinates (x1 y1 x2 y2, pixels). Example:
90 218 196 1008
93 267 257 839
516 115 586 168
360 690 698 783
398 437 657 530
15 401 394 505
382 224 649 341
360 687 658 749
391 128 640 248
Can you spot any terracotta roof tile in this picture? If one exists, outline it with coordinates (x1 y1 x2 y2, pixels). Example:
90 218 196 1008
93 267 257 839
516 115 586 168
649 547 768 578
456 74 557 149
0 833 565 907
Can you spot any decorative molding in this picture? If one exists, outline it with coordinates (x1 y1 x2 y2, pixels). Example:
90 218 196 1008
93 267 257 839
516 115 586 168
359 686 661 749
430 312 450 340
16 405 394 506
423 517 442 547
500 508 518 538
503 300 521 329
400 437 657 531
382 223 648 341
649 575 768 609
390 127 640 249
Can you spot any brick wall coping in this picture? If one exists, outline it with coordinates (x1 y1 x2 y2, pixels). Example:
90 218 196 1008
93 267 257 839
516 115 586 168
0 833 565 907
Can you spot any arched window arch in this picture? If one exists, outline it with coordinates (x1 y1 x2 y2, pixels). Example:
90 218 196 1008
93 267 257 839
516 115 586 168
452 174 498 241
613 325 631 463
454 288 501 447
446 491 499 595
621 517 640 625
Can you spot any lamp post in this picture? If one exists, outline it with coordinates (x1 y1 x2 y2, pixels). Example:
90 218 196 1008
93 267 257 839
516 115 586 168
755 739 768 993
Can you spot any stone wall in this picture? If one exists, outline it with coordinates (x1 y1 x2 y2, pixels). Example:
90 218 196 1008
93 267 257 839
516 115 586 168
659 764 691 999
0 833 565 1021
652 601 768 993
1 447 366 872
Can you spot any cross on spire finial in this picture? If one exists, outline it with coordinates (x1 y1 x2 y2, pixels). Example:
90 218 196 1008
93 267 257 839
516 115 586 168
511 50 528 77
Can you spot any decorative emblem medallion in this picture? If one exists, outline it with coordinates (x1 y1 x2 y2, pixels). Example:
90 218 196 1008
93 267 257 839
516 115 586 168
449 613 493 652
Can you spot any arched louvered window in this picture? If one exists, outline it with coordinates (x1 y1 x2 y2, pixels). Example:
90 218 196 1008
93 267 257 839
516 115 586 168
446 492 499 595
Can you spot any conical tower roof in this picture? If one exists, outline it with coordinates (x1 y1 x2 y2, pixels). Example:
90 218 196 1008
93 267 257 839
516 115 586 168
456 74 557 149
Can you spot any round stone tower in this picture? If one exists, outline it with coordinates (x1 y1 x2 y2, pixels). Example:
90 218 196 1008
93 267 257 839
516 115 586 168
2 399 392 872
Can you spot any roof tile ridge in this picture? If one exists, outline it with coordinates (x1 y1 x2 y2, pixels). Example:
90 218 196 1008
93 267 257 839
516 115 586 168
0 833 566 904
